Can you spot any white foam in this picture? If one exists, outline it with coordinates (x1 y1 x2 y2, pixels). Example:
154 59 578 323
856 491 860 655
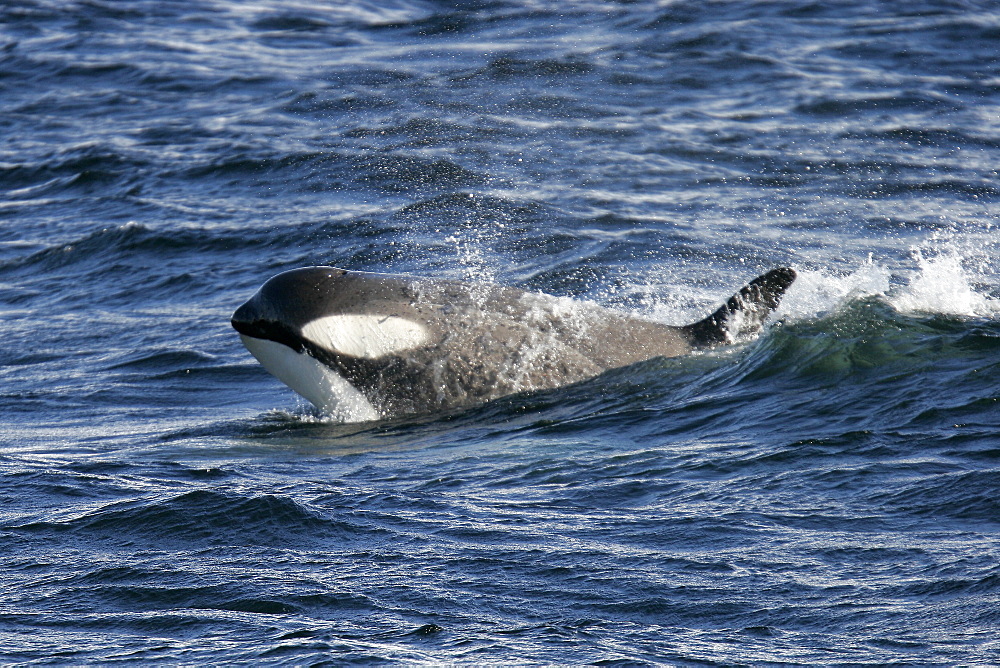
776 259 893 322
240 335 379 423
892 249 999 317
771 244 998 322
300 314 429 359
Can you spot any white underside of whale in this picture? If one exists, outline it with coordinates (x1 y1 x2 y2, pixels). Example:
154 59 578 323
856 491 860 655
240 334 379 422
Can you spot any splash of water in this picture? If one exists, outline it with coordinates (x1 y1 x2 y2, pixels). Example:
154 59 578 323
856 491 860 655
777 257 892 322
892 248 998 317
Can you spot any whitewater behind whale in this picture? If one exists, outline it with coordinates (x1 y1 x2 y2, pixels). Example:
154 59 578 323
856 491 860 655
232 267 797 422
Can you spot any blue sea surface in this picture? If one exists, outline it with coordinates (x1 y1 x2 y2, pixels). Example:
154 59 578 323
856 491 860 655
2 0 1000 663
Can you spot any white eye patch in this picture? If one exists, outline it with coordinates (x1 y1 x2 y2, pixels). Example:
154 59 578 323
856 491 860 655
300 314 430 359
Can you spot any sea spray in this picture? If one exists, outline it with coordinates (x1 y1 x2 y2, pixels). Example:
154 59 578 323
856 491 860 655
893 248 999 318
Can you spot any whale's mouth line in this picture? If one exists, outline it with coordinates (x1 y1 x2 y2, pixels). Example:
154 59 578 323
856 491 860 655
231 317 306 354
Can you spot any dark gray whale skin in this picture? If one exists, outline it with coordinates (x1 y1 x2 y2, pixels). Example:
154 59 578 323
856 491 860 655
232 266 797 417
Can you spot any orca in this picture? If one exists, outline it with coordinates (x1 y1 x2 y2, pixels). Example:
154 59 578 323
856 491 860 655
232 266 796 421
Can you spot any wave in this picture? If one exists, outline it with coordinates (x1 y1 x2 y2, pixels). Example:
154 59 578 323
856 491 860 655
1 142 148 198
0 222 255 274
11 488 386 548
875 469 1000 523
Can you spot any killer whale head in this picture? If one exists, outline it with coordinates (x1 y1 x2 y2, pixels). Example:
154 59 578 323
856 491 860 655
232 265 797 422
231 267 446 421
232 267 434 357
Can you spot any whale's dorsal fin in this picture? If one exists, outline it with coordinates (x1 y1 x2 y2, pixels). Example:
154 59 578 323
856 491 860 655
681 267 796 348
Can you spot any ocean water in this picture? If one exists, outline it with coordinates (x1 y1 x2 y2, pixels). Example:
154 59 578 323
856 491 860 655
2 0 1000 663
